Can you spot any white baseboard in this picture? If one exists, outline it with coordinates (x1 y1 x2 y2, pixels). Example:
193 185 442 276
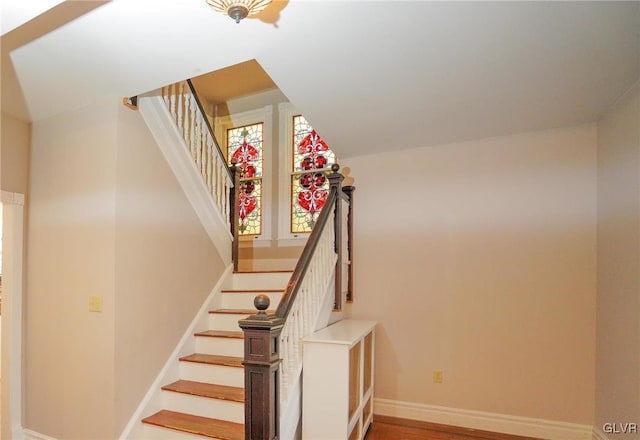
592 427 610 440
374 398 593 440
23 429 57 440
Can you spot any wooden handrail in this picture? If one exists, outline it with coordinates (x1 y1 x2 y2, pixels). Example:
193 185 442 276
229 159 240 272
275 188 338 318
239 163 351 440
342 185 355 302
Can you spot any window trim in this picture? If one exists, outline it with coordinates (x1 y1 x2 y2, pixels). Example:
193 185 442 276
278 103 312 245
215 106 273 244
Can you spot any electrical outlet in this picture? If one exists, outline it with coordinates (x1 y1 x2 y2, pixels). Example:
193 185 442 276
89 295 103 312
433 370 444 384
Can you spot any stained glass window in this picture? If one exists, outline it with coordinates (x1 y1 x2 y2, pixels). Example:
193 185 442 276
291 115 336 233
227 123 263 235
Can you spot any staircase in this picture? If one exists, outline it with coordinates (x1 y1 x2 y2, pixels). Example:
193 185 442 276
133 81 354 440
140 270 292 439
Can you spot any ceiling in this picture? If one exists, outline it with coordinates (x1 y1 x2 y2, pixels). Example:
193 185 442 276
2 0 639 159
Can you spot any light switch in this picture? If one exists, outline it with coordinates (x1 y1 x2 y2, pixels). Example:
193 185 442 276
89 295 103 312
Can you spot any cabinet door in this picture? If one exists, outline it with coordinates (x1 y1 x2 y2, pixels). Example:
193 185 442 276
349 340 361 421
364 332 373 393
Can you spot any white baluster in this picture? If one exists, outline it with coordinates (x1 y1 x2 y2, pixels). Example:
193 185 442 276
183 91 192 142
159 81 238 236
169 84 177 123
177 82 184 137
194 118 201 159
224 177 231 228
189 93 197 151
207 139 214 195
212 157 218 209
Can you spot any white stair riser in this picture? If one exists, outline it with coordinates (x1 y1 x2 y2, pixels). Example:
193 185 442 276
161 391 244 424
208 313 251 331
220 291 283 310
195 336 244 357
179 362 244 388
232 272 291 290
143 424 207 440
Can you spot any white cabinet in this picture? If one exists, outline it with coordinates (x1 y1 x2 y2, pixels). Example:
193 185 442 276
302 320 376 440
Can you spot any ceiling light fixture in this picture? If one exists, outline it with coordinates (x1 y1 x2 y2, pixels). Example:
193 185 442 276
206 0 272 23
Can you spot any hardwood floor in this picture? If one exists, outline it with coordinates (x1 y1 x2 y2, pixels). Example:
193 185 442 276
365 416 542 440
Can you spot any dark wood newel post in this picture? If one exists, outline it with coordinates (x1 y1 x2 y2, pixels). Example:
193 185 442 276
229 159 240 271
342 185 355 302
328 164 345 310
239 295 283 440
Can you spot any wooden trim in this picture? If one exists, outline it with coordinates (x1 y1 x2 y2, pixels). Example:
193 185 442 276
221 289 285 293
342 185 355 302
239 318 284 440
233 270 294 274
229 160 240 271
373 415 543 440
122 96 138 110
328 168 344 310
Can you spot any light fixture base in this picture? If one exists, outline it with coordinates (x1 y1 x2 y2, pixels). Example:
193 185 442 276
228 5 249 23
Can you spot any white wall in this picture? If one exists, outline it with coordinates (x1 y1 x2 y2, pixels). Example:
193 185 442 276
343 124 597 425
595 83 640 438
1 110 31 193
27 98 118 439
26 98 227 438
113 104 225 433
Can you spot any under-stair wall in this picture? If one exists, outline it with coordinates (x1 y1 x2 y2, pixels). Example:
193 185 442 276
138 90 233 264
24 98 230 440
120 265 234 439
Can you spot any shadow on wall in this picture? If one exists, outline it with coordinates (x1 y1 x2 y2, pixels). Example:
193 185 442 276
254 0 289 28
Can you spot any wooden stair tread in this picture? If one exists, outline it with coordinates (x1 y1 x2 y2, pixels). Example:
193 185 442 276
179 353 243 368
142 409 244 440
233 269 293 273
195 330 244 339
221 289 284 293
209 308 275 315
162 380 244 402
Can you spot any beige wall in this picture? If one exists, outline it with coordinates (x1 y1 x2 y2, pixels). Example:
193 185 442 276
1 111 31 193
113 104 225 433
343 125 597 424
1 110 31 440
27 99 118 438
26 98 227 438
595 83 640 437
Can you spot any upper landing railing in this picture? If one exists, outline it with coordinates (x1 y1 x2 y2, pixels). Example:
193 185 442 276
161 80 240 268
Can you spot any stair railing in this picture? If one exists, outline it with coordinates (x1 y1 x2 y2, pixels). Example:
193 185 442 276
239 164 355 440
160 80 239 269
